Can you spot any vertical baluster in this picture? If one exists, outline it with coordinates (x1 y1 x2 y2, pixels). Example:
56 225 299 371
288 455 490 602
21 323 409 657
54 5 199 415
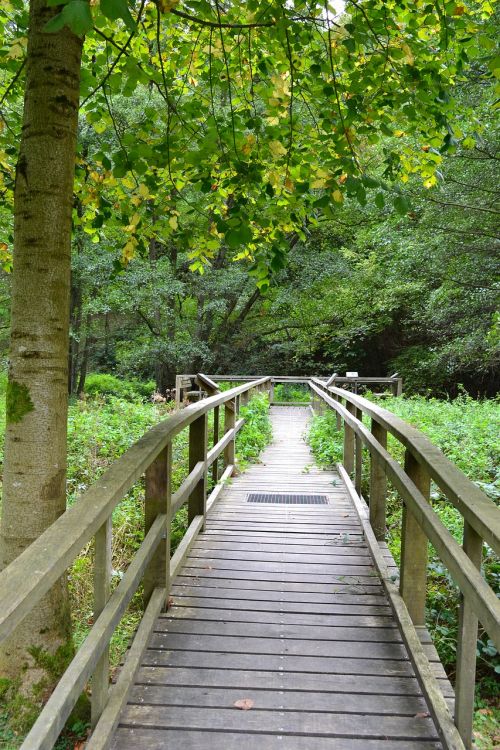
91 517 112 727
343 402 355 475
455 521 483 749
241 390 249 407
212 405 220 484
354 407 363 495
188 414 208 526
144 443 172 605
224 399 236 469
400 450 430 625
335 394 342 431
369 420 387 540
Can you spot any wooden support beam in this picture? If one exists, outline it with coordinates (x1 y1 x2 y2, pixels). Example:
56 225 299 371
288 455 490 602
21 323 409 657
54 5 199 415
400 450 431 626
91 518 112 728
144 443 172 605
224 399 236 469
188 414 208 527
355 407 363 495
343 401 355 475
369 420 387 541
212 405 220 484
455 521 483 749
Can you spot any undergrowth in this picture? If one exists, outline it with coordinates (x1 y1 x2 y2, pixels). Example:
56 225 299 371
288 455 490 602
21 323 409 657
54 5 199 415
273 383 310 403
308 393 500 747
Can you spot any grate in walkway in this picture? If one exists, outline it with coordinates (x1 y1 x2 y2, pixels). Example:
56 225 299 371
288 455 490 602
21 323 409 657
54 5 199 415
247 493 328 505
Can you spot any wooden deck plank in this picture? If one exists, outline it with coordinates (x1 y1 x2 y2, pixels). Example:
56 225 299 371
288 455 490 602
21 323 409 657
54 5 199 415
112 728 443 750
112 406 452 749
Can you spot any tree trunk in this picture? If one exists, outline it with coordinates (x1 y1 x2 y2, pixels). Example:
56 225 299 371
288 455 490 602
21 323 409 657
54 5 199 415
0 0 83 692
68 271 83 396
76 313 92 397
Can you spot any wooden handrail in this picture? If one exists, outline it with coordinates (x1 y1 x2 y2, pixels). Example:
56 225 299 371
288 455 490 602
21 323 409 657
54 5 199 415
309 378 500 750
310 377 500 554
0 377 269 643
0 376 270 750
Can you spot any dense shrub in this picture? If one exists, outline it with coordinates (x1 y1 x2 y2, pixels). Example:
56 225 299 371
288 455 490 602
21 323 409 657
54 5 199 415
84 373 156 401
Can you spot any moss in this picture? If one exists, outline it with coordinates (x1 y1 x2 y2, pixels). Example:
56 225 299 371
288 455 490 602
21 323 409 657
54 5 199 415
0 643 90 744
5 381 34 425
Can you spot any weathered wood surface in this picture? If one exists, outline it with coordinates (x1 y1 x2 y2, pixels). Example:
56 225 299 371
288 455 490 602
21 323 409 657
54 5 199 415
111 407 448 749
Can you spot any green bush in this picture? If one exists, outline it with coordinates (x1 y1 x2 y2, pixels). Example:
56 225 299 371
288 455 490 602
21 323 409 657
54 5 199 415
237 393 273 466
84 373 156 401
274 384 310 403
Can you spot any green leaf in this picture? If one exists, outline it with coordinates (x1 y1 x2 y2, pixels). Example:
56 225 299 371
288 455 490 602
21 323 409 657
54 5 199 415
100 0 136 32
225 223 253 249
374 192 385 209
362 175 379 188
393 195 409 215
44 1 93 35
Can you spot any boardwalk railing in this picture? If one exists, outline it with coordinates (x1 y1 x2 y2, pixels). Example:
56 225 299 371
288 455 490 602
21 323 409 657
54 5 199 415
0 376 270 750
176 372 402 406
309 377 500 750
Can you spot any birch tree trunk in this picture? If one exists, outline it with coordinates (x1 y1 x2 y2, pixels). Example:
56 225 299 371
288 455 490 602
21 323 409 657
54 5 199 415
0 0 83 690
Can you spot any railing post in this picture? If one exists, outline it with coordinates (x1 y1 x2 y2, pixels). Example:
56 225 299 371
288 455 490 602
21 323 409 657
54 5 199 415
335 394 342 431
354 407 363 495
91 517 112 727
269 379 275 404
224 399 236 469
369 420 387 540
241 390 249 407
343 402 355 475
400 449 431 625
455 521 483 749
144 443 172 605
188 414 208 526
212 405 220 484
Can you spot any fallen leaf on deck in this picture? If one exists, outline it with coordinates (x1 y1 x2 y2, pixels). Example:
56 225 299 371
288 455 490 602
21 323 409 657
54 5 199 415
167 597 174 608
234 698 254 710
415 712 430 718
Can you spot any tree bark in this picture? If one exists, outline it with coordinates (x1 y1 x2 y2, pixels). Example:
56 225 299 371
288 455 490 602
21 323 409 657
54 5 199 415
0 0 83 688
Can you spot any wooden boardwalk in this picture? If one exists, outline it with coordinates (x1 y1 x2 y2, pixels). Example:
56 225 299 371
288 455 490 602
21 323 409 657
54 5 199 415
112 406 452 749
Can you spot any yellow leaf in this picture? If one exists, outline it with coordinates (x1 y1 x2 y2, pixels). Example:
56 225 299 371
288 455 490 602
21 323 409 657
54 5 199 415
7 38 26 59
332 189 343 203
138 183 150 199
269 140 287 159
158 0 180 11
242 134 256 156
423 175 437 188
401 43 414 65
169 215 178 230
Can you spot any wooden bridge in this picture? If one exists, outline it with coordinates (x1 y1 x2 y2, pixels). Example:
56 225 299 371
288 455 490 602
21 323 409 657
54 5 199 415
0 376 499 750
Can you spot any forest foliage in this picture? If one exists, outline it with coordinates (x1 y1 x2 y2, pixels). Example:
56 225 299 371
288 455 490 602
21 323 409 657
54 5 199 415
0 0 498 395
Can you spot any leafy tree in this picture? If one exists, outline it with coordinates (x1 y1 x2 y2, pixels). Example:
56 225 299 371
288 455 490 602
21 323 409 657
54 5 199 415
0 0 496 706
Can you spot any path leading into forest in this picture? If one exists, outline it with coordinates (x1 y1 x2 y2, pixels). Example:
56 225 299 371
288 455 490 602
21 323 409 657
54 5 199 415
112 406 451 749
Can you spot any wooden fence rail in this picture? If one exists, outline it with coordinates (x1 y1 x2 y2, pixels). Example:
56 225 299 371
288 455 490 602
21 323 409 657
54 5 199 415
309 378 500 750
0 376 270 750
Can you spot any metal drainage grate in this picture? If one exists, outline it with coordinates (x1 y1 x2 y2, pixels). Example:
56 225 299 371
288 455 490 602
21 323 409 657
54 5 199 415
247 493 328 505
